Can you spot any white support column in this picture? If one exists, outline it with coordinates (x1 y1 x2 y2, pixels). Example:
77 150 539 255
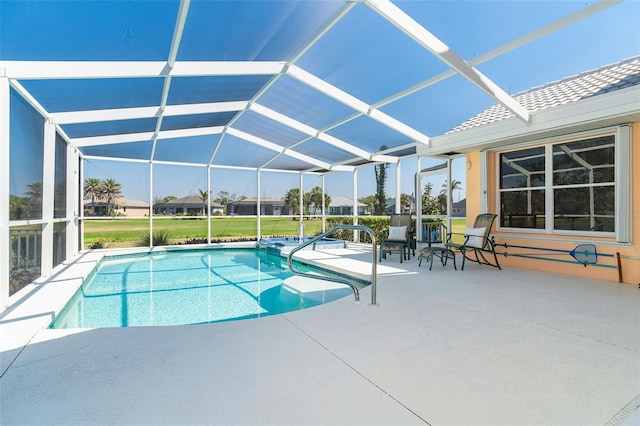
298 173 304 239
257 170 261 239
1 77 10 309
321 174 326 233
616 125 632 243
395 161 401 214
446 158 453 231
149 162 154 248
415 156 422 239
480 151 488 214
544 145 554 234
41 122 56 277
207 166 211 244
353 168 358 242
66 145 78 259
79 159 85 250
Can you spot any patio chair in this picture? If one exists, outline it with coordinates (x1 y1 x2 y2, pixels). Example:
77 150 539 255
445 213 501 270
379 214 414 263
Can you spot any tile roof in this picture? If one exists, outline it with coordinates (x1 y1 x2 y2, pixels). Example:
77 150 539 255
84 196 149 208
448 56 640 134
156 195 223 207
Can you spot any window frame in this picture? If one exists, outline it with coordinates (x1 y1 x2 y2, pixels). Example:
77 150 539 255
494 125 631 242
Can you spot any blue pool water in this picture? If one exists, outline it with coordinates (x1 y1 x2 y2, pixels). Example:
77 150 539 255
51 248 360 329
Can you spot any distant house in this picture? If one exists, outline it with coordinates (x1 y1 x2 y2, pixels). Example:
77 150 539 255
84 196 150 218
452 198 466 217
228 197 290 216
385 196 415 214
154 195 223 215
328 196 366 216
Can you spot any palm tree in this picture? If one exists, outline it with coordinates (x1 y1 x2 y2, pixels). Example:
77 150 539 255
84 178 103 214
198 188 209 215
359 195 377 215
25 182 43 218
101 178 122 215
440 179 463 195
284 188 301 215
306 186 329 215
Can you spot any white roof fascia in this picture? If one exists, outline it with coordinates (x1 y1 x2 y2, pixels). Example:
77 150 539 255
421 86 640 156
365 0 530 125
372 0 620 109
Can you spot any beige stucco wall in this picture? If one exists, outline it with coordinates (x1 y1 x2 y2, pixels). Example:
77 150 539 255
466 123 639 284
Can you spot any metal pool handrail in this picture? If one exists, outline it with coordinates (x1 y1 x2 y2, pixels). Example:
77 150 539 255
287 225 378 306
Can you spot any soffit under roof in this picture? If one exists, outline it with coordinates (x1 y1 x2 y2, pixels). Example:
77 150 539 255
1 0 638 173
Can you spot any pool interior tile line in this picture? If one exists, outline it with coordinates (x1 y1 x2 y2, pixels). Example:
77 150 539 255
281 314 433 426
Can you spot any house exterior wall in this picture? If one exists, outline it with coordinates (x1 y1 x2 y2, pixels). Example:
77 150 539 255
229 203 290 216
327 206 366 215
467 123 639 284
117 206 149 218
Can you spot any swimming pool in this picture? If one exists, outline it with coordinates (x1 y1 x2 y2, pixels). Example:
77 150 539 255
256 236 346 255
50 248 365 329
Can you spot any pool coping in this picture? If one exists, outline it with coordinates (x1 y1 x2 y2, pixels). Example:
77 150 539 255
1 241 372 374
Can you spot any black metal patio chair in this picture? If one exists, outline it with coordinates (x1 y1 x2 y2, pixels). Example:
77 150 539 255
445 213 501 270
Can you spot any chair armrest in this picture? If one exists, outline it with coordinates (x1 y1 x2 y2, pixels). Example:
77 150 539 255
445 232 467 249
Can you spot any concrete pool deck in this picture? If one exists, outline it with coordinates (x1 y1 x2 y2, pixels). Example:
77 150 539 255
1 243 639 425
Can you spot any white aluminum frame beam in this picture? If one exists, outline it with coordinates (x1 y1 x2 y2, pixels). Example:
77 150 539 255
286 65 431 145
249 102 372 161
365 0 530 125
73 126 226 147
41 122 56 278
0 60 287 79
372 0 620 109
0 77 10 310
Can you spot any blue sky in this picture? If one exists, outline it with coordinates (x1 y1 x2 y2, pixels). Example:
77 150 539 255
6 0 639 206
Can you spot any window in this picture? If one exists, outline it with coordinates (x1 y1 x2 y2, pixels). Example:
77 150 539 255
552 137 614 232
499 131 624 236
499 146 545 229
54 133 67 218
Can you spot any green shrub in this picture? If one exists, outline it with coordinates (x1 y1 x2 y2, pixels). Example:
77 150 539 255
88 239 109 249
137 229 172 247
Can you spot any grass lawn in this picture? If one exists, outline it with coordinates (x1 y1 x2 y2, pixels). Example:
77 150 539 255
83 217 467 249
83 217 323 248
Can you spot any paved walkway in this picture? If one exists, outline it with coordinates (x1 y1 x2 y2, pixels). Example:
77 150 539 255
1 244 639 425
